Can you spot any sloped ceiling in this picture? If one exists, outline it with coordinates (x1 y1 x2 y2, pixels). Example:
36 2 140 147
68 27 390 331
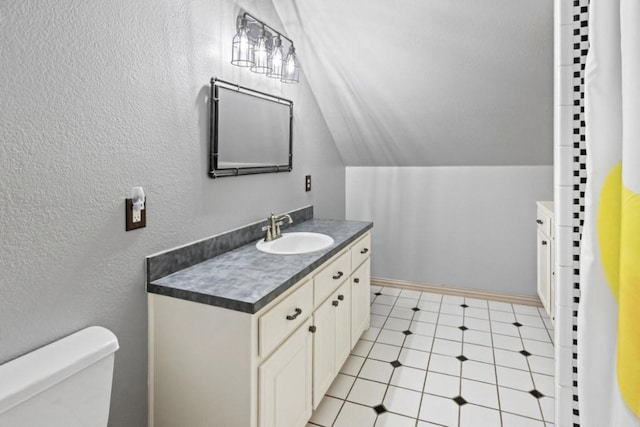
273 0 554 166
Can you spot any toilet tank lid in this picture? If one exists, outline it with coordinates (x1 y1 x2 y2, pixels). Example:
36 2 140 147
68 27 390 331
0 326 119 414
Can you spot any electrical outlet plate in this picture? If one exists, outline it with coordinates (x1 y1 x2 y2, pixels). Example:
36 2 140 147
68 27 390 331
125 199 146 231
305 175 311 192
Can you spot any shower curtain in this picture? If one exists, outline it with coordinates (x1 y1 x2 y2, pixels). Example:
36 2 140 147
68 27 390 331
578 0 640 426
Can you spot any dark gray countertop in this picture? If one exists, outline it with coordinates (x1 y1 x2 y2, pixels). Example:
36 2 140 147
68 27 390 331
148 219 373 314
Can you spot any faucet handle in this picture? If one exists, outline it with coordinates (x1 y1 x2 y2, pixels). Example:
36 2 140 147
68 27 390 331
261 225 273 242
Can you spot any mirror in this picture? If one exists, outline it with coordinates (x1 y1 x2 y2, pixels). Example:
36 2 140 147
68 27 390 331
209 78 293 178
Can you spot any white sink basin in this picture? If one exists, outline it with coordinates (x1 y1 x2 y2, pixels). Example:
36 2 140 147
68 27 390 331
256 232 334 255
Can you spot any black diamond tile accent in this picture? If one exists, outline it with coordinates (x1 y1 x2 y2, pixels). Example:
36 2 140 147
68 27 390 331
456 355 468 362
412 307 420 312
459 326 468 331
461 304 469 308
453 396 467 406
390 360 402 368
374 292 382 296
529 389 544 399
402 330 413 336
373 404 387 414
520 350 532 357
513 322 523 327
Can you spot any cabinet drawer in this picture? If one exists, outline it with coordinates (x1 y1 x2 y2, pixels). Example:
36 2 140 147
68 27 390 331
259 280 313 357
351 233 371 270
536 206 551 237
314 250 351 306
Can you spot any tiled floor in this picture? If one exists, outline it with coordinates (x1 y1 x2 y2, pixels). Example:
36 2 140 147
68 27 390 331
307 285 555 427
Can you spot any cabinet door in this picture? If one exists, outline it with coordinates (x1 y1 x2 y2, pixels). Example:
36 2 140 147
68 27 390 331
334 281 351 371
259 319 313 427
312 297 336 409
351 258 371 348
536 229 550 315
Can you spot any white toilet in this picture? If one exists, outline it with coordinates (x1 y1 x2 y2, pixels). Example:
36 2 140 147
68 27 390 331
0 326 119 427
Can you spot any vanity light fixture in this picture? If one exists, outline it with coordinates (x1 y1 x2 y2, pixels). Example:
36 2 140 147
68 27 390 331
230 12 300 84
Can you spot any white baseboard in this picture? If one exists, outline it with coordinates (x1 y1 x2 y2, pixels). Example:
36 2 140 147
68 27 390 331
371 277 542 307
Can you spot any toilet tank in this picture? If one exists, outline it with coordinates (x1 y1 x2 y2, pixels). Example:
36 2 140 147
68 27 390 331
0 326 119 427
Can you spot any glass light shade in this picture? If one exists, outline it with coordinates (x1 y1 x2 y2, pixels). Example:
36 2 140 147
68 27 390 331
231 19 254 67
266 36 284 79
281 46 300 84
250 28 270 74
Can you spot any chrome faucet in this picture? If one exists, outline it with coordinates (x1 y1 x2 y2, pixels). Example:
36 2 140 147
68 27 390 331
262 212 293 241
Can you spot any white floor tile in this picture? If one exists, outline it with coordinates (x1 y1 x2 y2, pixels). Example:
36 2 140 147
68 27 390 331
513 304 542 315
490 310 516 323
435 324 463 341
532 373 555 397
463 329 492 347
540 396 554 422
309 395 342 426
522 339 554 358
465 307 490 320
496 365 534 391
424 371 460 398
389 306 415 320
494 348 529 370
381 287 401 296
463 317 491 332
383 385 422 418
419 393 460 426
347 378 387 406
464 297 488 308
502 412 546 427
389 365 426 391
499 386 544 420
417 301 441 313
399 289 422 299
371 304 392 316
333 402 376 427
440 303 464 316
399 348 430 370
442 295 465 305
370 314 387 328
437 313 464 327
340 355 366 376
369 343 401 362
462 342 494 364
375 412 415 427
459 403 501 427
361 327 381 341
326 373 356 399
403 334 433 352
461 360 496 384
492 334 524 351
520 326 552 342
428 353 461 376
417 422 444 427
431 338 462 357
384 317 411 332
528 355 554 376
460 378 499 409
351 339 374 357
374 295 398 306
420 292 443 302
359 359 394 383
410 320 436 337
394 297 420 309
491 321 520 337
376 329 406 347
413 310 439 323
488 300 513 312
515 313 546 329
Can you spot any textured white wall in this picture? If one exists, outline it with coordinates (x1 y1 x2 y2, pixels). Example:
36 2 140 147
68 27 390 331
346 166 553 296
0 1 344 426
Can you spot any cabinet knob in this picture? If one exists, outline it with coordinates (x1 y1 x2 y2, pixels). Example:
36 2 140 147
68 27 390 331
286 308 302 320
337 294 344 301
309 325 317 333
332 271 344 280
541 240 548 246
360 248 369 254
354 278 360 283
332 300 339 307
536 219 543 224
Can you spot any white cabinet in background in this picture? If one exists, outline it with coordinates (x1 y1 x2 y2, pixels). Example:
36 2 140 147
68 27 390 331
148 232 371 427
536 202 554 321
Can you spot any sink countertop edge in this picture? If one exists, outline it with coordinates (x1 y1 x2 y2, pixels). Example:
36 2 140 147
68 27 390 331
147 219 373 314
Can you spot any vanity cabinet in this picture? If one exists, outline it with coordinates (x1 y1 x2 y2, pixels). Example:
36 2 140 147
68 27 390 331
148 232 371 427
536 202 554 321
